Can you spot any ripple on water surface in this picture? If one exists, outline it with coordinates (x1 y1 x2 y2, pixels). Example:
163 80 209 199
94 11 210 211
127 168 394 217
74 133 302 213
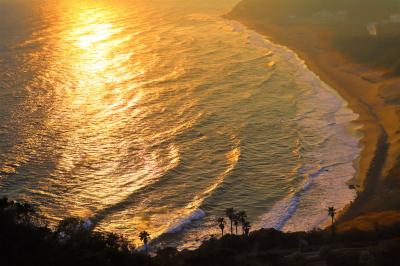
0 0 360 249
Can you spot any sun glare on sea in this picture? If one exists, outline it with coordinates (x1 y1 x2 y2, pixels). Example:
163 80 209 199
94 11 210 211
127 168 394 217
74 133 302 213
40 1 166 246
75 23 114 48
38 0 146 222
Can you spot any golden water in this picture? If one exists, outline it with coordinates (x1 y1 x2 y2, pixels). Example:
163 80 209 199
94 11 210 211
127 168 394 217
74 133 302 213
0 0 360 249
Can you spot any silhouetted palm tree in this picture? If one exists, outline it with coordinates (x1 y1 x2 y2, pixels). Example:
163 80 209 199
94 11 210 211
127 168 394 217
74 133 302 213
233 214 239 235
328 207 336 226
217 217 226 237
139 231 150 253
237 211 247 234
243 221 251 236
225 208 235 235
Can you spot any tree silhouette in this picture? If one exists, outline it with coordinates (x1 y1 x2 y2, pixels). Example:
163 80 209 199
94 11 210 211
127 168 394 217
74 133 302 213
217 217 226 237
237 211 247 235
328 206 336 236
225 208 235 235
233 214 239 235
243 221 251 236
139 231 151 253
328 207 336 226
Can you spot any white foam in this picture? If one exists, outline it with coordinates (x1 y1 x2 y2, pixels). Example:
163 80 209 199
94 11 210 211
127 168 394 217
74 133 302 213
256 165 332 230
222 18 361 232
83 218 93 230
166 209 206 234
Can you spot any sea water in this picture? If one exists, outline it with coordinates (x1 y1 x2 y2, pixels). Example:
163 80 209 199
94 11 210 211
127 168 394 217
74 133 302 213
0 0 360 250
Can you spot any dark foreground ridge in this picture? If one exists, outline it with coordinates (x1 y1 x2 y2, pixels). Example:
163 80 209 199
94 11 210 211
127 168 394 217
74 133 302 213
2 198 400 266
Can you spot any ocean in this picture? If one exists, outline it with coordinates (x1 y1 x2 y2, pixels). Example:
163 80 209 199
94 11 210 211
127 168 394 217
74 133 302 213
0 0 360 250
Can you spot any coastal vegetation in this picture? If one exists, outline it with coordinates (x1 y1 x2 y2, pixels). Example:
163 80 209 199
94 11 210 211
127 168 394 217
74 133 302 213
225 208 235 235
223 208 252 236
328 207 336 227
333 31 400 76
217 217 226 237
3 197 400 266
140 231 151 254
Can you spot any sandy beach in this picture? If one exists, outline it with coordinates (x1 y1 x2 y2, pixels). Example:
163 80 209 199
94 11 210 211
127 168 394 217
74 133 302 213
226 14 400 229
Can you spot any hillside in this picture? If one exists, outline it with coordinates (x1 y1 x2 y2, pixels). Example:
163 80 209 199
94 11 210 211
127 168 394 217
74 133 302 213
230 0 400 75
231 0 400 21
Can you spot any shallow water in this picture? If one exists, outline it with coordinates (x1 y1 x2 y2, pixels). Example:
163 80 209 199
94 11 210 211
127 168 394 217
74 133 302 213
0 0 360 249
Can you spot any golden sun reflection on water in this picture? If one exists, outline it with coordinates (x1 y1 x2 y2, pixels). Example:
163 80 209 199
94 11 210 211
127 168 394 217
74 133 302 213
0 0 362 251
42 1 150 221
1 0 269 249
26 1 244 247
39 1 187 245
2 0 361 251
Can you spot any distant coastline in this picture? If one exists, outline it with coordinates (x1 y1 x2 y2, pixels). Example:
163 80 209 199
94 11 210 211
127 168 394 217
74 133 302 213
226 1 400 230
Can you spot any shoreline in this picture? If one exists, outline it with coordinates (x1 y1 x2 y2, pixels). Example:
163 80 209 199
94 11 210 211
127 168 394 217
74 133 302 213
225 16 400 229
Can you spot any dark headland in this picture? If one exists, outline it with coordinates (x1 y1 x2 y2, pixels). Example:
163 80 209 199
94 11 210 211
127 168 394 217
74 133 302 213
3 197 400 266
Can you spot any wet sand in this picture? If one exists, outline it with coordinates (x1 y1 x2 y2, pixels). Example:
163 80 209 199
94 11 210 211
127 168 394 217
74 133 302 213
226 16 400 229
